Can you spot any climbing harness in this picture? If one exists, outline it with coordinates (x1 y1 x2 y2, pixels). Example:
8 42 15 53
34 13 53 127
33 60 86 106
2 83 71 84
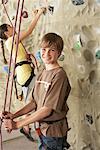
35 121 70 150
34 122 48 150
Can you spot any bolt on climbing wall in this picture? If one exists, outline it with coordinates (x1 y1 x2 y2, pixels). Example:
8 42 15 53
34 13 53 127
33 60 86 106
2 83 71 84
0 0 100 149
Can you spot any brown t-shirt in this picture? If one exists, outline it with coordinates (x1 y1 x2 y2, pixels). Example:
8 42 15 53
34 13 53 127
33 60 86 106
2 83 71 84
33 67 71 137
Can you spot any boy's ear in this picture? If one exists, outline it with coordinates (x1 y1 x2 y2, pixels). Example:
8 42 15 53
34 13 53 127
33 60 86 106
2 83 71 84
58 51 61 57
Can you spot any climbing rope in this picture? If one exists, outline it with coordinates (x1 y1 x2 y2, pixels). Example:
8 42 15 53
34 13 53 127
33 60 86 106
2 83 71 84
8 0 25 112
0 120 3 150
2 1 12 25
3 0 21 113
0 0 24 149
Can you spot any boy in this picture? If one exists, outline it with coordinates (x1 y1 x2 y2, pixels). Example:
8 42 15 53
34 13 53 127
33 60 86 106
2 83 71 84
3 33 71 150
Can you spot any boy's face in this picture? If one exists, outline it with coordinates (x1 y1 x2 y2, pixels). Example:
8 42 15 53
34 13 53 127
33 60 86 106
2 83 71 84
41 46 60 65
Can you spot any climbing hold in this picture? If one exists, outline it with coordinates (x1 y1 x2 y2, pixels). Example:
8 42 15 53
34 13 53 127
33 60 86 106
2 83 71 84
12 16 15 20
89 70 96 84
74 41 82 50
22 11 28 18
58 51 65 61
36 50 43 64
85 114 93 125
83 49 94 63
87 40 97 49
48 5 54 15
95 50 100 59
3 65 9 74
73 34 83 51
71 0 85 6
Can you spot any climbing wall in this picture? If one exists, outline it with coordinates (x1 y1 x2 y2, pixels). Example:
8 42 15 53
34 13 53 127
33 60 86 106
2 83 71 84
0 0 100 149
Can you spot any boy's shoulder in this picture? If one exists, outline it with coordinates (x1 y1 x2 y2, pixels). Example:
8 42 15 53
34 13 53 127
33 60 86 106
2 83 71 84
57 67 67 76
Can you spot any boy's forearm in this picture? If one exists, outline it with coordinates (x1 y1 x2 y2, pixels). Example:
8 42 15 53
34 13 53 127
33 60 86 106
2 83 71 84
16 106 52 129
12 101 36 120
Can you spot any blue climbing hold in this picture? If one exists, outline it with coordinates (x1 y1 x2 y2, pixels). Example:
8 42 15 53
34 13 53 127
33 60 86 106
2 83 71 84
36 50 43 64
3 65 9 74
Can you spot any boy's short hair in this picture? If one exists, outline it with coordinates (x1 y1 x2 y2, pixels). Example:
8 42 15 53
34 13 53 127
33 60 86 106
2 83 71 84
41 33 64 54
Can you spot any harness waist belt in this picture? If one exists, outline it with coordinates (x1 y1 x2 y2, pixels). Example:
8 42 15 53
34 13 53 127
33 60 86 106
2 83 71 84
15 60 35 87
15 60 31 68
40 117 66 124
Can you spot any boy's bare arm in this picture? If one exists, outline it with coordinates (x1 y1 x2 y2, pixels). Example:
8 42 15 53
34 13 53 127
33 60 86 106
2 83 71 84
4 106 51 130
16 106 52 128
3 89 36 120
12 100 36 120
3 106 52 130
12 89 37 119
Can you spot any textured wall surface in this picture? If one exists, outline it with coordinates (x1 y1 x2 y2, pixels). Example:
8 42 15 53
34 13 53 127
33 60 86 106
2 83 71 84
0 0 100 149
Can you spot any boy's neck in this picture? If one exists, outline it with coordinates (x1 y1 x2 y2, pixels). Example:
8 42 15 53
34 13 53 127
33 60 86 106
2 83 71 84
45 63 60 71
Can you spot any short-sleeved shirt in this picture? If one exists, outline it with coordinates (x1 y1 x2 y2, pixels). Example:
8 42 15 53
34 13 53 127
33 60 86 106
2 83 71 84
33 67 71 137
5 36 32 85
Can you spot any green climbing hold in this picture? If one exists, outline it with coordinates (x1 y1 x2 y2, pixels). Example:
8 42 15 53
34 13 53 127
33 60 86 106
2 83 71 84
95 50 100 59
74 41 81 51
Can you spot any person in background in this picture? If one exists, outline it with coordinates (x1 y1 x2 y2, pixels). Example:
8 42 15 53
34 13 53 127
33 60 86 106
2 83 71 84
3 32 71 150
0 7 46 142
